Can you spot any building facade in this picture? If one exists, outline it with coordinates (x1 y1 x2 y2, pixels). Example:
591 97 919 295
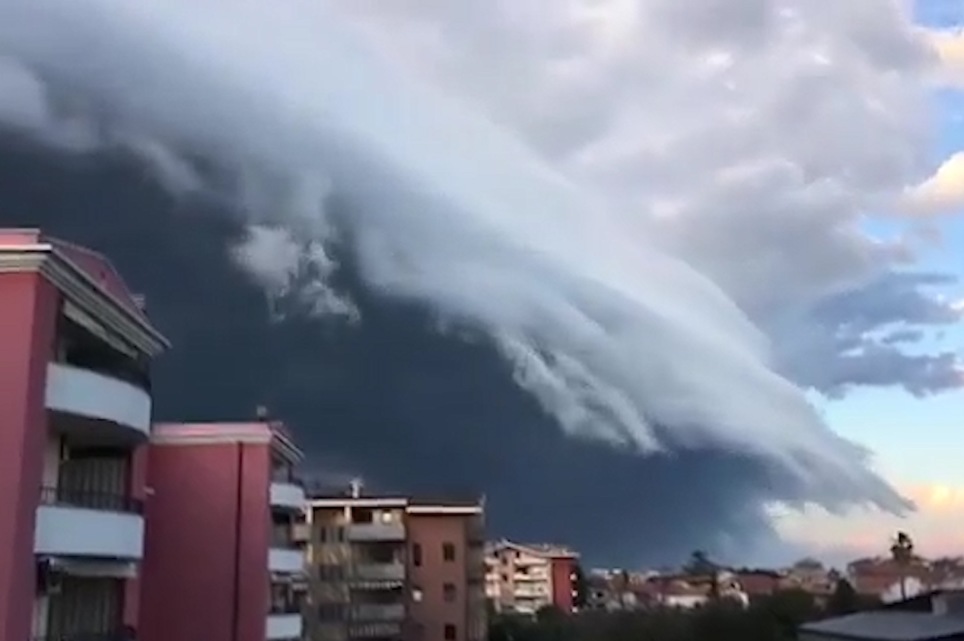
484 541 579 615
303 483 486 641
139 421 307 641
0 229 169 641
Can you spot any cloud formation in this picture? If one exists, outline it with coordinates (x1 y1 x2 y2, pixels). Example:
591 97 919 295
928 28 964 86
903 152 964 214
0 0 958 562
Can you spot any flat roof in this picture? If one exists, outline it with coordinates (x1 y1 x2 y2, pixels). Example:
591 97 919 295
152 421 304 462
800 611 964 641
307 492 483 514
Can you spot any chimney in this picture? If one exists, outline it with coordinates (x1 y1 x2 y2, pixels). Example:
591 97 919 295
349 478 363 499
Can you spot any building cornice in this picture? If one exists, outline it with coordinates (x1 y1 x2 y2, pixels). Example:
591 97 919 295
0 244 169 356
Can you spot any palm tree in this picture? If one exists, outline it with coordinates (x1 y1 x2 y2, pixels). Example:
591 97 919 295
890 531 914 601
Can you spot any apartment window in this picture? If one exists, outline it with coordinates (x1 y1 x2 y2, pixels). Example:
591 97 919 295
443 583 457 602
443 543 456 562
335 526 345 542
412 586 424 603
444 623 457 640
412 543 422 567
318 527 328 543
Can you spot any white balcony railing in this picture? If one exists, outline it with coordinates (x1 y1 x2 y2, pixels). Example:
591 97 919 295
45 362 152 437
269 481 306 511
266 613 302 640
34 505 144 559
269 547 305 574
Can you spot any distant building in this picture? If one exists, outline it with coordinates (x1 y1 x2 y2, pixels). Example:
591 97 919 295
303 483 487 641
484 540 580 615
0 230 169 641
139 420 307 641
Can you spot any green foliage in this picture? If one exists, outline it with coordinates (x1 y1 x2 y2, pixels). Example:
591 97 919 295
488 587 871 641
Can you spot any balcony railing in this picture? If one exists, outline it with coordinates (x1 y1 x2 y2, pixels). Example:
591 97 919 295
346 523 405 542
350 603 405 622
352 563 406 582
39 486 143 514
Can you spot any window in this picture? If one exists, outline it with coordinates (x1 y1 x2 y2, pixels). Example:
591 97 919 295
444 624 457 640
412 586 424 603
443 542 456 562
443 583 456 602
412 543 422 567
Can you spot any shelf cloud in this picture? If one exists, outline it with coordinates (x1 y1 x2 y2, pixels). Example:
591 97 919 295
0 0 958 562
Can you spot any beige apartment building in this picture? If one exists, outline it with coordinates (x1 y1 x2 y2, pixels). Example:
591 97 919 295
301 482 486 641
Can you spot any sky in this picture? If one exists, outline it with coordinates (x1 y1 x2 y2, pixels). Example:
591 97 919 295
0 0 963 567
777 0 964 561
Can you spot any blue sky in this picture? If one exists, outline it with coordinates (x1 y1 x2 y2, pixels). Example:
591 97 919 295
776 3 964 558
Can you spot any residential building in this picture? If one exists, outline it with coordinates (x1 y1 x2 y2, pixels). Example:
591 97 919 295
139 420 307 641
0 229 169 641
303 482 486 641
484 540 579 615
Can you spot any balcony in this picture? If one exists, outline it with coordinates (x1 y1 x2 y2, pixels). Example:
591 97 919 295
34 487 144 559
45 362 152 441
348 621 404 639
350 603 405 622
352 562 406 582
269 481 306 512
346 523 405 542
269 547 305 574
266 612 302 640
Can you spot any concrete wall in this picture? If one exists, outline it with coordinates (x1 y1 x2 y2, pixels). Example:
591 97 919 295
140 439 270 641
0 272 58 641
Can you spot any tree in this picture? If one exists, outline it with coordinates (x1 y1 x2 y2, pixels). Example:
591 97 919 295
684 550 720 600
890 531 914 601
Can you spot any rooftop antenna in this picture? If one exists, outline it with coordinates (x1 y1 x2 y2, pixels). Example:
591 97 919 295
349 478 363 498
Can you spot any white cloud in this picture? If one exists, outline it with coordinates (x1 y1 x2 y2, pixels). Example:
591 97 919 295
0 0 955 519
928 28 964 86
903 152 964 214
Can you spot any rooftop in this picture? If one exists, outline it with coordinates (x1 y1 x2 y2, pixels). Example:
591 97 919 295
0 228 168 353
800 611 964 641
307 484 483 513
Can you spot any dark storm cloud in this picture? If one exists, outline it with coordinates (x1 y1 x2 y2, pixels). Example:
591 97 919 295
0 0 948 565
0 135 798 564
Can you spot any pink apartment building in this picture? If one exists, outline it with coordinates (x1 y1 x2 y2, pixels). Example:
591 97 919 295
0 229 169 641
0 229 308 641
140 420 307 641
